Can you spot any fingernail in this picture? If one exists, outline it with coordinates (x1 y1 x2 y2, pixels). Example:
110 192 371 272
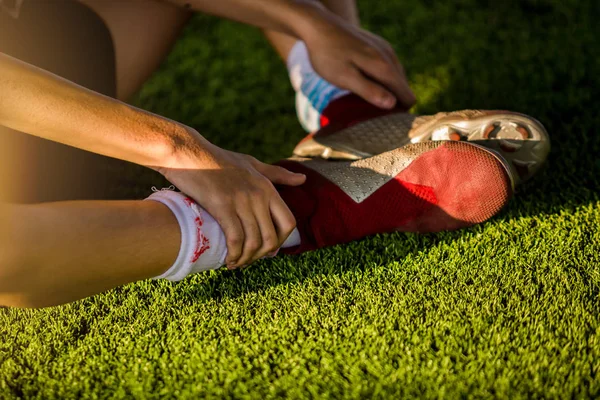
380 96 396 109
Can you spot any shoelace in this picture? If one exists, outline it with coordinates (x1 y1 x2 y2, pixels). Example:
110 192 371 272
151 185 176 193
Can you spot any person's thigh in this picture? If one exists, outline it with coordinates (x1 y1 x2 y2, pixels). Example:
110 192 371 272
79 0 192 101
0 0 131 203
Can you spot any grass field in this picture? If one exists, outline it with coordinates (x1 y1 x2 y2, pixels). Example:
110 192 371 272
2 0 600 397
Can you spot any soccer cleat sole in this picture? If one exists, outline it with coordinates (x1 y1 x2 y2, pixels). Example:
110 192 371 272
293 111 550 187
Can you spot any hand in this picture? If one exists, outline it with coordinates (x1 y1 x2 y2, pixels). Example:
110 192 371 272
157 129 306 268
298 3 416 110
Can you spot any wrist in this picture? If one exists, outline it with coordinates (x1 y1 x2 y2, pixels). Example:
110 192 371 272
286 1 329 41
292 2 353 51
154 123 219 176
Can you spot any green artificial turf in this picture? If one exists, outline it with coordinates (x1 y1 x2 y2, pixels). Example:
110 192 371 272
2 0 600 397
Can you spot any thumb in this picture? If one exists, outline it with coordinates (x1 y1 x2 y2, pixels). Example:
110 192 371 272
255 163 306 186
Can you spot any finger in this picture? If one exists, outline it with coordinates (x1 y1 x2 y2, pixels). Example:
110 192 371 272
354 53 416 109
371 37 403 73
391 72 416 109
388 59 416 109
234 199 262 268
212 208 244 266
340 65 397 109
269 195 297 249
361 33 407 79
251 198 281 263
383 45 405 77
254 163 306 186
351 33 415 107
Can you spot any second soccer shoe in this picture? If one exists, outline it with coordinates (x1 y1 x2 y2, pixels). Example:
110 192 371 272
293 94 550 188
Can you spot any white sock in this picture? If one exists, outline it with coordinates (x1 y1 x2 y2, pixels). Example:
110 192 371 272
287 41 350 132
146 189 301 281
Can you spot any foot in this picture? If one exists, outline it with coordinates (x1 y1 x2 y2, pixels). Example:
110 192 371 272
278 140 512 254
148 140 512 279
293 94 550 187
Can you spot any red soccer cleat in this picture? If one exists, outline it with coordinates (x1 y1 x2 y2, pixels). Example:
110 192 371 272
294 94 550 187
277 140 512 254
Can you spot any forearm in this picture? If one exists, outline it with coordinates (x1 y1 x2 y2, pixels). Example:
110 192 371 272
0 53 201 170
321 0 359 25
165 0 317 36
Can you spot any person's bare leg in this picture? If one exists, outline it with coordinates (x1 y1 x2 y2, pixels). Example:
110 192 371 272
263 0 359 60
0 200 180 308
79 0 192 101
